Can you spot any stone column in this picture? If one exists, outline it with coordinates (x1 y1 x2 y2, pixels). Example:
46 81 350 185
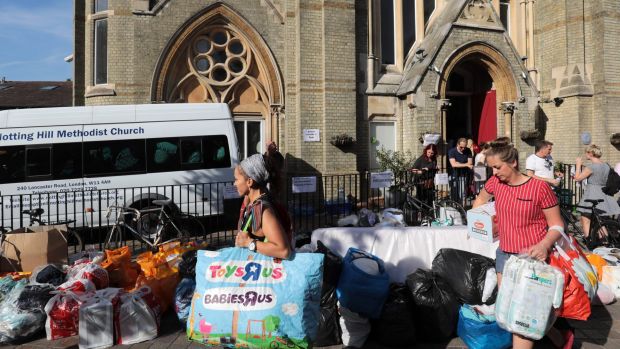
439 99 452 169
500 101 516 141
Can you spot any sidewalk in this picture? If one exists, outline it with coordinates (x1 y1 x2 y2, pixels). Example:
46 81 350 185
4 300 620 349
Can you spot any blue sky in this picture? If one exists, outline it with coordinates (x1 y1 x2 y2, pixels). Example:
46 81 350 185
0 0 73 81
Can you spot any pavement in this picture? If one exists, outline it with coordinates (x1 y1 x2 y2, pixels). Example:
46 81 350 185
3 300 620 349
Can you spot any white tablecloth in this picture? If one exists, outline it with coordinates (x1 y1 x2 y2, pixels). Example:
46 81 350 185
311 226 499 283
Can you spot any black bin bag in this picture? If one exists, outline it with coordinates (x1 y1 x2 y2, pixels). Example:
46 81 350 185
314 240 343 347
406 269 459 341
431 248 496 304
178 249 197 279
372 283 417 346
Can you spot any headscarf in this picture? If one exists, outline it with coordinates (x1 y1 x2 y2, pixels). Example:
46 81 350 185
240 154 270 186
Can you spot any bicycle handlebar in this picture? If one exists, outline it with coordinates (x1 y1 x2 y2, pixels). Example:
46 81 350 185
105 205 141 221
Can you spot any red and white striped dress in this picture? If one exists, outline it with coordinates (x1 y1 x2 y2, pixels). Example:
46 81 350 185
484 175 558 253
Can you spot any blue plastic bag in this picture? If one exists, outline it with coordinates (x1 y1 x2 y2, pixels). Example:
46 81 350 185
336 248 390 319
457 305 511 349
175 278 196 324
188 248 323 348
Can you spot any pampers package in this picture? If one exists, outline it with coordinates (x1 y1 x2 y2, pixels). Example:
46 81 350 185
188 248 323 348
495 256 564 340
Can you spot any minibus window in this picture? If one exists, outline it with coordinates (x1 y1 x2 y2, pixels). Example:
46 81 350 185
84 140 145 176
53 143 83 179
26 147 52 177
0 146 25 184
147 138 179 173
204 135 230 168
181 138 203 168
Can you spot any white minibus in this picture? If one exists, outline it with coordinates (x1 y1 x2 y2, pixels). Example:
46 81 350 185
0 103 239 228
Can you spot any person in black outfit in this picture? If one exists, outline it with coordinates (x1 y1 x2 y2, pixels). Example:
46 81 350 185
448 138 473 205
410 144 438 206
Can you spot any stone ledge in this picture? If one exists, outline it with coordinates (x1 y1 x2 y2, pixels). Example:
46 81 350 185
85 84 116 98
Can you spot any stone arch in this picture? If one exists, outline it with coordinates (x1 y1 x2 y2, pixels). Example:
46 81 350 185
437 41 518 102
151 2 284 140
435 42 520 144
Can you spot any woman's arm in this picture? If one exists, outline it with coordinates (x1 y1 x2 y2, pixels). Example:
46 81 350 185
473 188 493 208
236 207 291 259
527 205 563 261
573 161 592 182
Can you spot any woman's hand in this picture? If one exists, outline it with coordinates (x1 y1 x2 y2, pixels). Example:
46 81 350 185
235 231 251 248
527 241 550 261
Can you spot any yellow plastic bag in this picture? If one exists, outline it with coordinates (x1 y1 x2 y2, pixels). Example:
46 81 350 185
586 253 608 281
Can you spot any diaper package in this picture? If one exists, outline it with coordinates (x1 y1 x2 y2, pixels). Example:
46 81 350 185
495 256 564 340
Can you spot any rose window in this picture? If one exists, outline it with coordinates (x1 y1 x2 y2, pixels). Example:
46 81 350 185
189 27 250 86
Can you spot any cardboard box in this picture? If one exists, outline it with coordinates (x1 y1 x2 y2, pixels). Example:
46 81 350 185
0 225 68 272
467 203 498 242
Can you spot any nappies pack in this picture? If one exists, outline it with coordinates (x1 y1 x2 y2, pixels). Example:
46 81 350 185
495 256 564 340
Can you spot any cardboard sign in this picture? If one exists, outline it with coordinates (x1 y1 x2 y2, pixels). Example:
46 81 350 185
370 171 394 189
188 248 323 348
292 176 317 193
0 225 68 272
223 185 241 199
434 173 449 185
303 129 320 142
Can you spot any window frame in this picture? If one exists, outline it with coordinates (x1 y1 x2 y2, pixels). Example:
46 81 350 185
234 118 264 160
500 0 510 33
369 120 397 170
25 145 53 180
93 17 108 86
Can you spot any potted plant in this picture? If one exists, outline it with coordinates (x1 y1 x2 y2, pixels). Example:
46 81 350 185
375 147 415 207
330 133 356 146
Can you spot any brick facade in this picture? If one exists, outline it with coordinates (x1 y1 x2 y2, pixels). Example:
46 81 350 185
73 0 620 176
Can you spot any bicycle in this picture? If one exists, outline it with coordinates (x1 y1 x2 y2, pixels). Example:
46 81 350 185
104 199 205 250
21 208 84 252
402 184 467 226
557 199 620 250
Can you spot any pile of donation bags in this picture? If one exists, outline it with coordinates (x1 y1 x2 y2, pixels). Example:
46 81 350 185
0 241 205 347
308 236 604 349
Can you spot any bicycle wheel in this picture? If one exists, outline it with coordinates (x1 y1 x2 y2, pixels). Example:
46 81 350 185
592 220 620 249
437 199 467 225
403 201 420 226
66 228 84 253
176 215 205 239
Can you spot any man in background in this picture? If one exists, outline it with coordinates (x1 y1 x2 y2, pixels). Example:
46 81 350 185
526 140 560 187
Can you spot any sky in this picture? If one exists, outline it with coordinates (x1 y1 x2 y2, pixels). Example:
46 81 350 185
0 0 73 82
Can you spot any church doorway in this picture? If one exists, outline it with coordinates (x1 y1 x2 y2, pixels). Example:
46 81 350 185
445 61 496 150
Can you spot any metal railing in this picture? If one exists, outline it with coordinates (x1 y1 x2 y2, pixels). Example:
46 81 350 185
0 164 585 252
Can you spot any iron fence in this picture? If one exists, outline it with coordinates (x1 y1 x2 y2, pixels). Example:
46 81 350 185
0 164 585 253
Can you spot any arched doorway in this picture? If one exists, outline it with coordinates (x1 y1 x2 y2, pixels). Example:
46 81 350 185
151 3 284 158
437 42 518 152
445 61 495 148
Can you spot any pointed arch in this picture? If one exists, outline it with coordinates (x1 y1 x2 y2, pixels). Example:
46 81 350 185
151 2 283 110
436 41 518 102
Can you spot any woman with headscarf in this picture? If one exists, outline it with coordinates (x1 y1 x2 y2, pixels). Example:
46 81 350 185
234 151 291 259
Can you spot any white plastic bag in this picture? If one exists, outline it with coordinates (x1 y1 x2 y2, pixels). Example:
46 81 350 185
495 256 564 340
338 303 370 348
117 293 158 345
79 297 114 349
337 214 359 227
601 265 620 299
379 208 405 227
593 283 616 305
481 268 497 303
